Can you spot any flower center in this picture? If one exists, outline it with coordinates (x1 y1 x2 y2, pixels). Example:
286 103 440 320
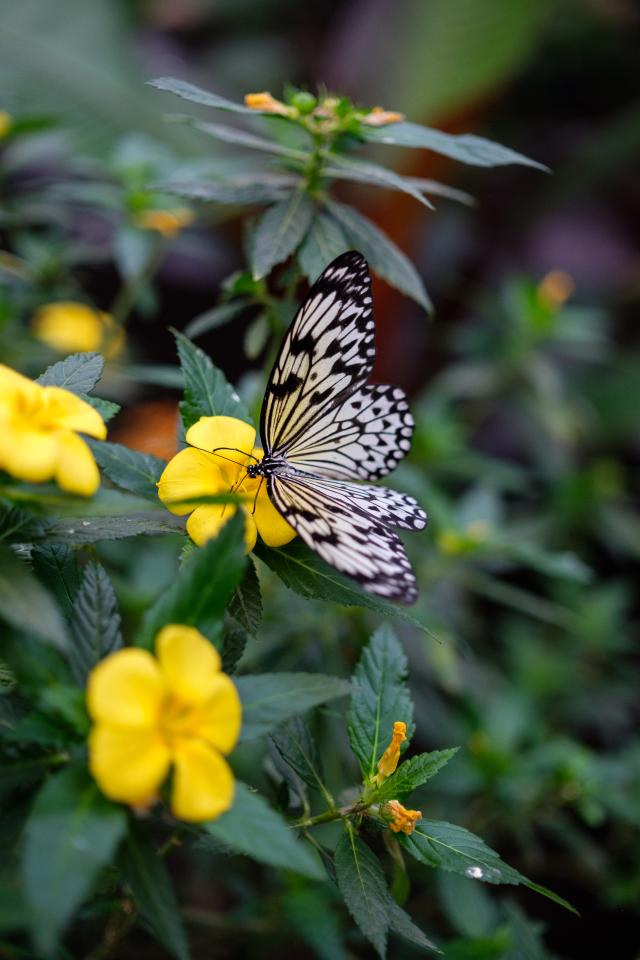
159 695 202 747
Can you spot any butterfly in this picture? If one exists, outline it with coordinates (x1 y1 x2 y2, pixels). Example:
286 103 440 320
246 251 427 604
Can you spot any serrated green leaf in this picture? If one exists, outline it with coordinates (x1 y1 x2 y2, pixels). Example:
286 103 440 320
271 716 326 795
22 765 126 955
0 545 67 650
0 503 49 543
228 559 262 636
373 748 458 803
136 514 246 647
31 543 81 621
192 119 307 160
148 76 253 114
297 213 350 281
236 672 351 741
87 439 166 502
403 820 577 914
41 513 183 544
68 562 123 684
80 394 121 422
334 831 389 958
348 625 414 780
253 540 432 634
173 328 252 428
37 352 104 394
203 781 323 879
325 153 434 209
220 621 248 675
184 300 249 339
326 201 431 311
249 190 315 281
121 821 190 960
364 122 548 171
387 900 439 953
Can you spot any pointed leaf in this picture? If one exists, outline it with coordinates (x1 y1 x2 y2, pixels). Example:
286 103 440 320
174 329 252 428
37 351 104 394
249 191 315 280
325 154 434 208
334 831 389 958
271 716 326 794
184 300 249 339
193 119 307 160
298 213 350 281
68 562 123 684
236 672 351 741
42 513 183 544
87 439 166 502
158 177 294 206
148 76 253 114
0 545 67 649
373 748 459 803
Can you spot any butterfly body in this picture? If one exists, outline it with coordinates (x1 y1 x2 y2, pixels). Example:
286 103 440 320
253 251 427 604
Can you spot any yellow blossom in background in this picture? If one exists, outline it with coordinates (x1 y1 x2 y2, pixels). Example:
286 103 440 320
244 92 293 117
385 799 422 835
157 415 296 551
135 208 194 238
0 364 106 495
33 302 125 359
88 624 241 822
537 269 575 309
375 721 407 785
0 111 12 139
360 106 405 127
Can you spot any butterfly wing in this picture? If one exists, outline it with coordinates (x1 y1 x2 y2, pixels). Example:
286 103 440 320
268 472 425 603
261 251 375 455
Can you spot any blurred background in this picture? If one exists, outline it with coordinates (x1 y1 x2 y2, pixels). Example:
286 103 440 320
1 1 639 957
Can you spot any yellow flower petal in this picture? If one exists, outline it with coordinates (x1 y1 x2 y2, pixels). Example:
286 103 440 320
55 431 100 496
186 502 237 546
42 387 106 439
87 648 165 727
171 739 235 822
89 724 171 805
253 485 296 547
0 363 39 401
0 112 12 139
33 302 107 353
0 424 58 482
186 416 256 469
156 624 222 705
157 447 225 516
196 674 242 755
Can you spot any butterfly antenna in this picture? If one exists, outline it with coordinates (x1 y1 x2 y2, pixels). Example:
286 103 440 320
185 443 257 469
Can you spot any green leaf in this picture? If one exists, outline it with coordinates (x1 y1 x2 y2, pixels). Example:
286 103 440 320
0 545 67 650
387 900 439 953
297 213 350 281
253 540 432 635
184 300 250 339
373 748 459 803
220 622 248 675
334 831 390 958
325 153 434 208
403 821 577 914
348 625 414 780
228 558 262 636
148 76 254 114
136 514 246 647
81 394 121 422
37 352 104 394
204 781 323 879
157 177 294 206
31 544 81 622
121 821 190 960
364 122 548 171
40 513 183 544
271 716 327 795
243 312 270 360
173 328 253 429
281 886 348 960
0 503 49 542
327 201 431 311
22 765 126 955
249 190 315 281
68 562 123 684
192 119 307 161
87 439 166 502
236 672 351 741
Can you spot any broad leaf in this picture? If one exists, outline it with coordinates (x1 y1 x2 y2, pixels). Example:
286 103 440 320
334 831 389 958
158 176 295 207
364 121 548 171
203 781 323 879
228 559 262 636
327 200 431 311
298 213 350 281
403 820 577 913
192 119 307 160
249 190 315 280
325 153 434 208
148 76 254 114
348 625 414 780
220 621 249 675
68 562 123 683
174 329 252 428
121 821 190 960
22 765 126 955
236 672 351 741
0 545 67 649
87 439 166 502
37 352 104 394
31 545 81 623
81 394 121 422
373 748 459 803
0 504 49 543
184 300 250 339
136 514 246 647
41 513 183 544
271 716 326 795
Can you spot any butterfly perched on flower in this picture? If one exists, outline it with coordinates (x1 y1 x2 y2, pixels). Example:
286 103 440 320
245 251 427 604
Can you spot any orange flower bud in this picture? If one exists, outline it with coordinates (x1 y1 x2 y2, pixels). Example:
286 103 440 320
386 799 422 835
376 721 407 784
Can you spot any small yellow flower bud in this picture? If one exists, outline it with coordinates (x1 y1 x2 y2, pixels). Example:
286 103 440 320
386 799 422 835
0 111 12 140
537 270 575 309
376 721 407 785
244 92 292 117
361 106 405 127
135 208 194 238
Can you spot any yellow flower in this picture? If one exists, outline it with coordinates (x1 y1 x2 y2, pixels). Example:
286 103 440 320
87 624 241 822
375 721 407 785
537 270 575 309
244 92 293 117
360 106 405 127
33 302 125 359
157 415 296 551
0 111 12 140
385 799 422 835
0 364 106 495
135 208 195 238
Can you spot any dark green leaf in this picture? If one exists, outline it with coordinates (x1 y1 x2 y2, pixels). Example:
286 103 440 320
364 122 548 171
403 820 577 913
41 513 183 544
387 901 439 953
325 153 434 208
0 503 49 542
373 748 459 803
204 781 323 879
282 886 348 960
327 201 431 311
0 545 67 649
236 672 351 741
228 559 262 636
192 119 306 160
220 621 248 675
348 625 414 780
298 213 350 281
271 716 327 795
249 191 315 281
148 76 253 114
31 543 81 621
157 177 295 206
184 300 250 339
37 352 104 394
68 562 123 684
80 394 121 422
87 439 166 502
121 821 190 960
136 514 246 647
253 540 432 634
22 765 126 955
174 328 253 428
243 312 270 359
334 831 389 958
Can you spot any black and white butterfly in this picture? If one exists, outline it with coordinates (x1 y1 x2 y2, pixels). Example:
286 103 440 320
247 251 427 604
